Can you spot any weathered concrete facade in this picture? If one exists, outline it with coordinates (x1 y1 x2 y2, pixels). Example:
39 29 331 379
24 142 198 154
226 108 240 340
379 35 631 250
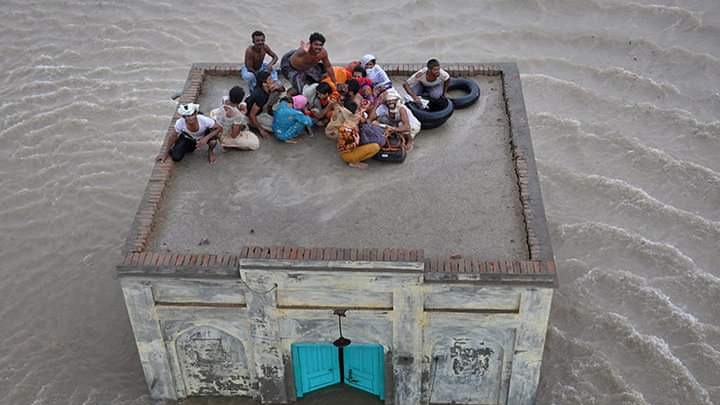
119 257 554 404
118 63 556 404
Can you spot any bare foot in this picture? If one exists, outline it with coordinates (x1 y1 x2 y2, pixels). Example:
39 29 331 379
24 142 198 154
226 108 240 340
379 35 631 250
348 162 368 169
405 140 414 152
208 151 217 165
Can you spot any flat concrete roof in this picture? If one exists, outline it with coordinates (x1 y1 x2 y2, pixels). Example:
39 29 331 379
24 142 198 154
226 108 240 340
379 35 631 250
149 73 528 260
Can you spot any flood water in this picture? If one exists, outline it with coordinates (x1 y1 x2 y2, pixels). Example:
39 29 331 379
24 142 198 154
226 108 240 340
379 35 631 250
1 1 719 404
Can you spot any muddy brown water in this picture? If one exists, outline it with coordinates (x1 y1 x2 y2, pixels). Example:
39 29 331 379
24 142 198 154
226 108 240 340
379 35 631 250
1 1 719 404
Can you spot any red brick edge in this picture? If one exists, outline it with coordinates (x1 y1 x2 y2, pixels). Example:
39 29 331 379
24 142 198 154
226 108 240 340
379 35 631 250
424 258 556 275
239 246 424 262
514 151 541 259
121 247 425 268
121 252 238 268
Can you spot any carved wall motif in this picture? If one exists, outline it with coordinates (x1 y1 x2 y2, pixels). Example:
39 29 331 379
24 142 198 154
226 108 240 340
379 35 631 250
450 338 495 377
428 332 511 405
176 326 252 396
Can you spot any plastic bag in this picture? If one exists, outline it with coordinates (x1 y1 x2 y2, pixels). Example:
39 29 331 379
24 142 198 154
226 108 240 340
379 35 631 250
325 104 357 139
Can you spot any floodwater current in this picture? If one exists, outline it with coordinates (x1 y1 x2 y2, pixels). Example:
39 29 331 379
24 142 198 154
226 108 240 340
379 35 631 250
1 1 719 404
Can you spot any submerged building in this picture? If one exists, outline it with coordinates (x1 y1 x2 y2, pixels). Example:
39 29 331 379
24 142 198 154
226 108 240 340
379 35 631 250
117 62 557 405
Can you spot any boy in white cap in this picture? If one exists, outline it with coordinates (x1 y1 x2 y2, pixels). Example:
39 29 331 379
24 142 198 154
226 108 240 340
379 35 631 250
158 103 223 164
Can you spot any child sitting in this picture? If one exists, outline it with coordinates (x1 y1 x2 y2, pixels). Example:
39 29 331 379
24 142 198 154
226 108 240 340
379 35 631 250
359 84 376 108
351 65 373 89
308 82 339 127
209 86 260 151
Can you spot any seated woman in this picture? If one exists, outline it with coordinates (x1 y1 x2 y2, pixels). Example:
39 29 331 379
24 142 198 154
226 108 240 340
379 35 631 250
351 65 373 89
159 103 223 164
308 82 339 127
368 92 421 151
360 54 392 92
359 84 377 108
344 80 364 108
402 58 450 106
209 86 260 151
272 96 313 143
321 66 350 93
336 101 380 169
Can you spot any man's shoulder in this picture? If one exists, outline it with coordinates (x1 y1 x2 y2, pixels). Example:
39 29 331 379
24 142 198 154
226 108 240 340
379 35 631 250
251 88 269 102
199 114 215 125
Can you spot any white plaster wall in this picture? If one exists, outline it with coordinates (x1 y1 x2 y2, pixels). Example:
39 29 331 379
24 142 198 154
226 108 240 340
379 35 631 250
121 270 552 405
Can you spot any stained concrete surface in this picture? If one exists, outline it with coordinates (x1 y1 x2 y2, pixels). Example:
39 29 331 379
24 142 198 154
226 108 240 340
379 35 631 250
180 384 383 404
151 75 528 260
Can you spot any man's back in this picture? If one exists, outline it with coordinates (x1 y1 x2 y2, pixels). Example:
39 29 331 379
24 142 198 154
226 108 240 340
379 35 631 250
246 86 269 113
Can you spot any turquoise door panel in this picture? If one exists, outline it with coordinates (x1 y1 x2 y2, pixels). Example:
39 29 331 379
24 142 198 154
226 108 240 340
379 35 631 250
291 343 340 397
344 343 384 400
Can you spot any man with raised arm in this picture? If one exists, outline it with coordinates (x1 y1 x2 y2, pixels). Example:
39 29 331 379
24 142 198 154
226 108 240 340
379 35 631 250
280 32 336 94
242 30 279 92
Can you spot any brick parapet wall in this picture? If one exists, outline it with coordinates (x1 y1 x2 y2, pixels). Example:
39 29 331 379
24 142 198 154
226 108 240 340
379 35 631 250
117 249 555 284
120 62 556 285
497 63 554 262
424 257 556 285
117 247 424 277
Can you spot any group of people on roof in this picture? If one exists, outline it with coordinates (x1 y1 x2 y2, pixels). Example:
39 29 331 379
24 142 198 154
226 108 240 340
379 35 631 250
158 31 452 169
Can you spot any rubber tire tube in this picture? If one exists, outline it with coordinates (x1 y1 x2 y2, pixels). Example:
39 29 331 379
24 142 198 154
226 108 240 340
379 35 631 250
447 77 481 109
418 116 451 130
405 100 454 129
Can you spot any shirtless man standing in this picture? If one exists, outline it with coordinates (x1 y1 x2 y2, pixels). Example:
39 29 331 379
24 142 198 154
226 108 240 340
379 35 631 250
281 32 336 94
241 31 279 92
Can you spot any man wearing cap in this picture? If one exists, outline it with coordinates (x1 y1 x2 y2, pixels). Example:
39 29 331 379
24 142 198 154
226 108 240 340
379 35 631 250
368 90 421 151
158 103 223 164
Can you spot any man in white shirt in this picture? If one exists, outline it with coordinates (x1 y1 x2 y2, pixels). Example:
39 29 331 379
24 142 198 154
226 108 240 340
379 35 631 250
158 103 223 164
403 58 450 104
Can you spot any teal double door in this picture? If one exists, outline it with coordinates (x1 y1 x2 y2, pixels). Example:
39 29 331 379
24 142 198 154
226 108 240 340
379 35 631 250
291 343 384 400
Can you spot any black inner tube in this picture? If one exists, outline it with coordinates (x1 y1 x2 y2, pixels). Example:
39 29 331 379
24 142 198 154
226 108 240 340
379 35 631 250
446 77 481 109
